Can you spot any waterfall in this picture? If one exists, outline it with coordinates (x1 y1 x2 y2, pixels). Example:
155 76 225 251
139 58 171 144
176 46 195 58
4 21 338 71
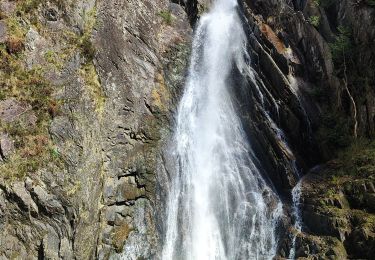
288 181 302 259
162 0 282 259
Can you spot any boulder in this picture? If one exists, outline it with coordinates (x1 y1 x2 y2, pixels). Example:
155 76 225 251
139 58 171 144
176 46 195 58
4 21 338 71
0 133 14 160
0 99 29 123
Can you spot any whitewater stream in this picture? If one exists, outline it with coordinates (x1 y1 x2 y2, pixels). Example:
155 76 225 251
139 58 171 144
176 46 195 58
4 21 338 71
162 0 283 259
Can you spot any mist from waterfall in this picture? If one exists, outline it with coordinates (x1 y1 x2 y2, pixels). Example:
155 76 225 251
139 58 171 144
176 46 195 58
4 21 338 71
161 0 283 259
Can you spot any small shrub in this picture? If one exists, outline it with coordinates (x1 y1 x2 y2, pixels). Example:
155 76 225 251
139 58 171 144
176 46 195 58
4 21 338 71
48 100 60 118
329 26 352 64
79 36 96 62
49 147 60 159
5 37 24 54
308 16 321 27
313 0 321 6
77 7 97 62
44 50 57 63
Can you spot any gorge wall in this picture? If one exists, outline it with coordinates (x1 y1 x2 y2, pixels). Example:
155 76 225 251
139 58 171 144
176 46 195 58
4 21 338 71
0 0 374 259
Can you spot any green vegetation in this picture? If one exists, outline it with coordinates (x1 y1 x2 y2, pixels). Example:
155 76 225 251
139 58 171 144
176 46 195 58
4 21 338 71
314 25 369 151
79 7 97 62
80 63 106 114
329 26 353 64
317 112 353 150
0 45 53 111
308 15 321 27
18 0 43 13
0 0 102 182
0 1 64 181
338 140 375 177
317 139 375 181
313 0 320 6
158 10 173 25
365 0 375 7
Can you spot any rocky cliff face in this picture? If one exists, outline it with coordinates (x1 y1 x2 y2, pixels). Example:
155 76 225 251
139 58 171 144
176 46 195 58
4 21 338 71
0 0 192 259
241 0 375 258
0 0 374 259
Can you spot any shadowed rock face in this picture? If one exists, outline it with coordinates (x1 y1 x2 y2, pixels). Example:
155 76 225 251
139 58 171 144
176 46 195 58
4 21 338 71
0 0 374 259
240 0 375 258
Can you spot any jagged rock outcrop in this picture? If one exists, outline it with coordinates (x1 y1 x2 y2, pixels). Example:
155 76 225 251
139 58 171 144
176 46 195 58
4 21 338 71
0 0 192 259
93 0 192 258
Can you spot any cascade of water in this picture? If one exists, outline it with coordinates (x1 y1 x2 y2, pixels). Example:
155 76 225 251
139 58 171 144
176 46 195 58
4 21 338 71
162 0 283 259
288 181 303 259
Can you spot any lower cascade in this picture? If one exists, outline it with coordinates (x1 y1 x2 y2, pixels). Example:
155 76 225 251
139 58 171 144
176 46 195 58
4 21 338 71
162 0 283 259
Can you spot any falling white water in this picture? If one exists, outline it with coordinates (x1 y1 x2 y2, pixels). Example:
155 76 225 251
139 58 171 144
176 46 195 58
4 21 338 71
288 181 302 260
162 0 282 259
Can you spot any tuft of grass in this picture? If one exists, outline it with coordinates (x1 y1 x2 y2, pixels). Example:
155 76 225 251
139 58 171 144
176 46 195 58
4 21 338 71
158 10 173 25
0 5 60 181
60 7 97 63
79 7 97 62
18 0 43 13
0 130 63 181
44 49 64 70
313 0 321 6
6 16 26 39
80 63 106 114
